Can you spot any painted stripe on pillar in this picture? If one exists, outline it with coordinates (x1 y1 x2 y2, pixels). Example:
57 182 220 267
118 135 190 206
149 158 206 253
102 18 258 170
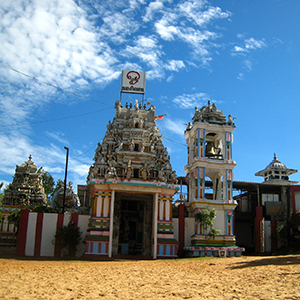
197 167 200 199
197 128 200 157
71 212 79 228
94 197 98 217
230 132 233 160
225 170 228 201
101 196 104 217
34 212 44 257
224 132 227 160
225 210 228 235
16 210 30 256
108 197 111 217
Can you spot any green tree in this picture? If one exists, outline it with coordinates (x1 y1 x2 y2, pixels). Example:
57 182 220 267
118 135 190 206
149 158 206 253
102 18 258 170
195 208 220 238
42 171 55 200
52 179 64 196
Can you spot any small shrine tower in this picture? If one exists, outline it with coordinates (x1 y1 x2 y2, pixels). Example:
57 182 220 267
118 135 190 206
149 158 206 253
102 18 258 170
184 101 243 256
3 155 47 206
255 153 298 185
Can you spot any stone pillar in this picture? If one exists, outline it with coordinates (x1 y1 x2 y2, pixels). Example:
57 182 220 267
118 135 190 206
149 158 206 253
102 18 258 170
153 192 158 259
108 190 115 258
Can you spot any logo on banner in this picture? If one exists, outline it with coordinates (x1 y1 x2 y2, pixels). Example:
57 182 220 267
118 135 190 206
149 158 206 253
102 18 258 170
127 71 140 85
121 70 146 94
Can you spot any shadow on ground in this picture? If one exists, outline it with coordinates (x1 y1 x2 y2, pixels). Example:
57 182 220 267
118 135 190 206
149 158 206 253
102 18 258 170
228 255 300 270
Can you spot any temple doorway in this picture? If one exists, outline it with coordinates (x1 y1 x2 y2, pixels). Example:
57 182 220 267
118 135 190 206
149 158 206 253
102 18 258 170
112 193 153 257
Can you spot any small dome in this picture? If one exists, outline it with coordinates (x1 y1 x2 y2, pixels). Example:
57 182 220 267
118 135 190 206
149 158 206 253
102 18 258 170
18 154 37 173
255 153 298 185
266 153 287 170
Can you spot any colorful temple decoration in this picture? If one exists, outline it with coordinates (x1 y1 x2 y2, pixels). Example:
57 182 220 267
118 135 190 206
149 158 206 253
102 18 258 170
84 100 179 259
1 155 47 247
184 101 244 257
3 155 47 207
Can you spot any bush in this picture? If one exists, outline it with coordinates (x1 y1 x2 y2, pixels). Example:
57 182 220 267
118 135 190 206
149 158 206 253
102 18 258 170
54 217 82 257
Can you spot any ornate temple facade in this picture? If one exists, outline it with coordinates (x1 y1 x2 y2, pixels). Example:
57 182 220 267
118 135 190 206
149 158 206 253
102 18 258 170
1 155 47 246
184 101 244 257
3 155 46 206
84 100 179 259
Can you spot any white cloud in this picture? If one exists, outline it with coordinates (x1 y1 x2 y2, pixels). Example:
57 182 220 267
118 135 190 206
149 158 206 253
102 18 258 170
234 46 247 53
153 1 230 65
232 36 266 55
163 118 186 136
173 92 208 109
143 0 165 22
164 60 185 71
179 2 231 27
243 59 252 71
237 72 244 80
46 132 69 145
245 37 266 50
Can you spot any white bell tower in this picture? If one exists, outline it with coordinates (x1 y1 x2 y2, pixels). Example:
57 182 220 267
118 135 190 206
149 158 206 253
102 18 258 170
184 101 242 256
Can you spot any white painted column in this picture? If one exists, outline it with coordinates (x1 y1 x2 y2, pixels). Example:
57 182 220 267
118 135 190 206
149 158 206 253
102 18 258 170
108 190 115 258
153 192 158 259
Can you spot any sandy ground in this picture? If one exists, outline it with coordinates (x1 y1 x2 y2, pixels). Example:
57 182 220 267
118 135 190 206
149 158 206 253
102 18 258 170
1 254 300 299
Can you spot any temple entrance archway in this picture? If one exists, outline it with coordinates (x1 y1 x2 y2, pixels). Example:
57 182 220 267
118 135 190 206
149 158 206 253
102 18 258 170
112 192 153 257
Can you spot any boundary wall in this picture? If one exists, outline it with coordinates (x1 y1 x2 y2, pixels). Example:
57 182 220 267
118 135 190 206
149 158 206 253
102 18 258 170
16 210 89 257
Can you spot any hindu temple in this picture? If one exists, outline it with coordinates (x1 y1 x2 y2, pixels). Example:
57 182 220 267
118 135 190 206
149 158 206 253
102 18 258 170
84 99 179 259
3 154 46 206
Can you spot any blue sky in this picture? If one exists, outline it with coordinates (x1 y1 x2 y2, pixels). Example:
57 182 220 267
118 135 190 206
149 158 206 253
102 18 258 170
1 0 300 191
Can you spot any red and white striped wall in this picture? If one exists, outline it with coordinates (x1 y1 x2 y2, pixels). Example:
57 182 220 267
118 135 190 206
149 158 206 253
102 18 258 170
16 210 90 257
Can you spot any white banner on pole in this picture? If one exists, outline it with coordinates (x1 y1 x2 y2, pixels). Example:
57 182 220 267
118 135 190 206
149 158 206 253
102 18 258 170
121 70 146 94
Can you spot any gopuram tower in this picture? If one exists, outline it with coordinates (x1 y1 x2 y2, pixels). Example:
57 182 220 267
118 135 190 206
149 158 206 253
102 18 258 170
84 70 179 259
184 101 244 257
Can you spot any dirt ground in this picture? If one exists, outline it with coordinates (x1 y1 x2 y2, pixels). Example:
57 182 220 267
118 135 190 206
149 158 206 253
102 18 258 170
1 254 300 299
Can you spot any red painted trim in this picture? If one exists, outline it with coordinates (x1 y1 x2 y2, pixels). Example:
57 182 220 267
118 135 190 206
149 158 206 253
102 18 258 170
71 213 79 227
290 186 300 213
16 210 30 256
54 214 64 257
255 207 263 253
34 212 44 257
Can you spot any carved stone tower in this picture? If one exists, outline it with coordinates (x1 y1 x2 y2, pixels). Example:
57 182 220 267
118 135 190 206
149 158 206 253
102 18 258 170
84 101 179 259
3 155 46 206
184 101 242 256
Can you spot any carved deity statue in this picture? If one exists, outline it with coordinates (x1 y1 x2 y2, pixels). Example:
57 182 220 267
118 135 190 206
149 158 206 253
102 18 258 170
124 160 133 180
140 163 149 181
